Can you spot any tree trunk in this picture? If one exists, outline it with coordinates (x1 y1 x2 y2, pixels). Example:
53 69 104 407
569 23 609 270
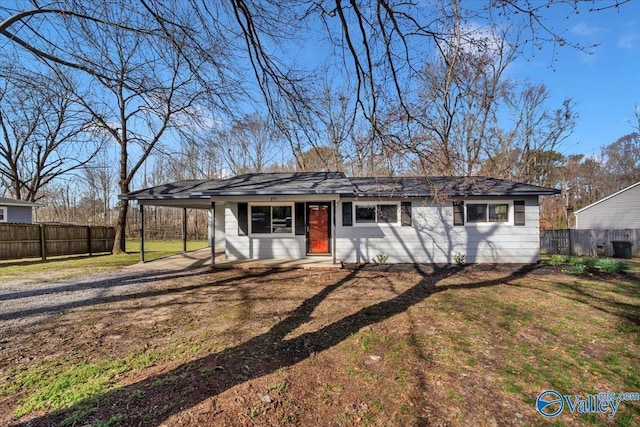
113 199 128 254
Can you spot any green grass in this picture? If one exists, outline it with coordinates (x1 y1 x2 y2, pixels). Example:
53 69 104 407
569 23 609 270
0 239 208 280
1 341 199 418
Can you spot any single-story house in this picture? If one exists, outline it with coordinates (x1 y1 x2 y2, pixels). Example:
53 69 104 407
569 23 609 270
574 181 640 229
0 197 43 223
120 172 559 264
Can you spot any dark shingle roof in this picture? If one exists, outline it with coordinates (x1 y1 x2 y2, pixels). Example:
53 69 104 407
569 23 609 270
193 172 354 196
121 180 211 200
120 173 559 201
351 176 560 197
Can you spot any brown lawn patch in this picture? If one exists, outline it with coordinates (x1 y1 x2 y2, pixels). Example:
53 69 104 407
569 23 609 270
0 264 638 426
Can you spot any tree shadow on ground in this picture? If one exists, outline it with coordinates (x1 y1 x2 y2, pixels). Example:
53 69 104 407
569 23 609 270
15 264 539 426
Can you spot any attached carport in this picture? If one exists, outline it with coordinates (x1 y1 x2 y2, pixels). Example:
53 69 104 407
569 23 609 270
119 179 225 265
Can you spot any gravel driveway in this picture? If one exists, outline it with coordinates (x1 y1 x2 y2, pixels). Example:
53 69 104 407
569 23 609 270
0 250 212 332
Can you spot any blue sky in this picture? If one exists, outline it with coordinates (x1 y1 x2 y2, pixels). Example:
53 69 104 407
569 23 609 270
521 2 640 157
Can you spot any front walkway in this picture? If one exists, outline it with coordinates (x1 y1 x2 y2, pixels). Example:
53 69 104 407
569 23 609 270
138 247 341 271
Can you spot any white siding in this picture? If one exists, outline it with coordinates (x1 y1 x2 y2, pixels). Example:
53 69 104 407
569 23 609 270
207 203 226 248
336 197 541 264
222 197 542 263
575 182 640 229
224 202 318 260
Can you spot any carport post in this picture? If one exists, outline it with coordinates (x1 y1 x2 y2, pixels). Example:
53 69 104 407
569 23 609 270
140 205 145 263
182 208 187 253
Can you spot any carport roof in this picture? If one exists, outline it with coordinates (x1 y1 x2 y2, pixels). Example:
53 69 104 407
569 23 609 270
120 173 559 202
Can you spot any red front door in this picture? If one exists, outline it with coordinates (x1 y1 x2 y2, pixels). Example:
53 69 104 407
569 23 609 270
308 203 330 254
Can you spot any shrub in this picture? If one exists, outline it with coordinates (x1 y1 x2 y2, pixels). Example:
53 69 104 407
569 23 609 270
567 257 584 266
548 254 570 266
453 252 466 266
595 259 627 274
372 252 388 265
567 264 585 275
582 258 598 269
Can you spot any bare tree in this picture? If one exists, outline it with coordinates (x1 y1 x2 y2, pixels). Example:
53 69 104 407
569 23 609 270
0 68 100 201
1 1 241 252
483 84 576 184
0 0 631 245
214 113 283 175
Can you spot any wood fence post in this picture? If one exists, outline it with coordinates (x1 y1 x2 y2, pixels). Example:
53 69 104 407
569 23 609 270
40 224 47 261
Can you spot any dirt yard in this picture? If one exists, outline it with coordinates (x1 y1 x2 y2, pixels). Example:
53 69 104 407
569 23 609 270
0 258 638 426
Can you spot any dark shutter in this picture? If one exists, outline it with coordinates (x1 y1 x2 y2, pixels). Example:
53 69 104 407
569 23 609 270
238 203 248 235
342 201 353 226
295 202 305 235
453 201 464 226
514 201 525 226
401 201 412 226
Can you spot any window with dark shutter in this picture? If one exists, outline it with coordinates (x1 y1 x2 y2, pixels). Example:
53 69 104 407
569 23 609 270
514 201 525 226
237 203 248 235
401 201 412 226
295 202 305 235
453 201 464 226
342 202 353 226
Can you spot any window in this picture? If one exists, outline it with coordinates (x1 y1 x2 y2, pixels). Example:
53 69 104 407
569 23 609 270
467 204 487 223
250 204 293 234
488 204 508 222
0 207 6 222
378 204 398 223
466 203 509 223
354 203 399 225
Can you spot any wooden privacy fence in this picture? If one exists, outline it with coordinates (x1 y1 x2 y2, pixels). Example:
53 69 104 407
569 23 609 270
540 228 640 257
0 223 115 261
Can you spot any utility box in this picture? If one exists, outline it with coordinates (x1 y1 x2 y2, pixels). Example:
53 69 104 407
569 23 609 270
611 240 633 259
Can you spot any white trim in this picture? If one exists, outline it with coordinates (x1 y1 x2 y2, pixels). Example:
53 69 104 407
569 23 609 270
248 202 295 236
574 181 640 215
353 201 401 226
0 206 6 222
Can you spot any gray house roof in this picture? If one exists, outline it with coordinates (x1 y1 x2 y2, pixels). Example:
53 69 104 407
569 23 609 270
351 176 560 197
0 197 44 207
120 172 559 202
192 172 355 196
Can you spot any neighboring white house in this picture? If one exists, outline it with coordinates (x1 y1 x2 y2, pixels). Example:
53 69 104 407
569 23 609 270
0 197 43 223
574 181 640 229
121 172 559 264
